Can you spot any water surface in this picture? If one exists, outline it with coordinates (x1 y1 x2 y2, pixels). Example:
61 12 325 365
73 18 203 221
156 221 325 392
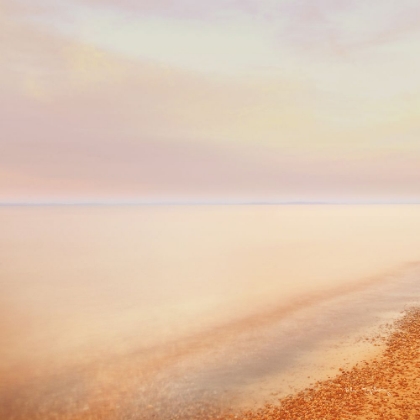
1 205 420 418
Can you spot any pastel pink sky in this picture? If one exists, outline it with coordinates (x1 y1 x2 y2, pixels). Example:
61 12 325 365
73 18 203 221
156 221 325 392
1 0 419 202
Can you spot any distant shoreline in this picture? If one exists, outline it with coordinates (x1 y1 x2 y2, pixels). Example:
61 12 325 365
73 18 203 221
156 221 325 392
1 201 420 207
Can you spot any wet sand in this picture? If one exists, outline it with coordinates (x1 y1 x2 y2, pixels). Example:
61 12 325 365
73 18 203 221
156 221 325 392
228 307 420 420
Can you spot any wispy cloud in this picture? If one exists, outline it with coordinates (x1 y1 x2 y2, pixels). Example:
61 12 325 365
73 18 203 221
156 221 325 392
1 0 419 201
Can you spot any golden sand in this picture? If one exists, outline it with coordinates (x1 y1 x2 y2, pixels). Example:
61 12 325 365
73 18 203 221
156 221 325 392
218 308 420 420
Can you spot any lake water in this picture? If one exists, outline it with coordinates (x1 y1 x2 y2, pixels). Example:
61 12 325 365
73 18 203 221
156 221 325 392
1 205 420 419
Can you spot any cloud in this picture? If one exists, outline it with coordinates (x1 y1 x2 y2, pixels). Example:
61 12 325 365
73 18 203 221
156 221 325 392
63 44 127 89
1 0 420 201
278 0 420 55
68 0 420 55
63 11 283 76
72 0 262 20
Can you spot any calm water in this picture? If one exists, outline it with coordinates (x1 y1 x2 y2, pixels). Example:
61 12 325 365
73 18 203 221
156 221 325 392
1 205 420 418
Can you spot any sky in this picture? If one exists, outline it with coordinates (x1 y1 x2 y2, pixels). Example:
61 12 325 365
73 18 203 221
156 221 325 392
1 0 419 203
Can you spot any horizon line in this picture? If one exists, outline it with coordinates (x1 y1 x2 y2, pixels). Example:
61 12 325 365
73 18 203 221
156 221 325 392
1 199 420 207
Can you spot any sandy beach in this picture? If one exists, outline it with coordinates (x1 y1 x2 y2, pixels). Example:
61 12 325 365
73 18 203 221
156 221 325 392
228 307 420 420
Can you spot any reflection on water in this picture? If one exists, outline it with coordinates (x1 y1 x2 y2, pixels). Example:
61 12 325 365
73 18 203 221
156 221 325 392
0 205 420 418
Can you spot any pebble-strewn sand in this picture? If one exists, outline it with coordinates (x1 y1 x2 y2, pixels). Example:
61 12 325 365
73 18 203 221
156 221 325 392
218 307 420 420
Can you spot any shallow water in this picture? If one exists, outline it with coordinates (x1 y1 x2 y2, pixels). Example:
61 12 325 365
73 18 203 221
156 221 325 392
1 205 420 418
